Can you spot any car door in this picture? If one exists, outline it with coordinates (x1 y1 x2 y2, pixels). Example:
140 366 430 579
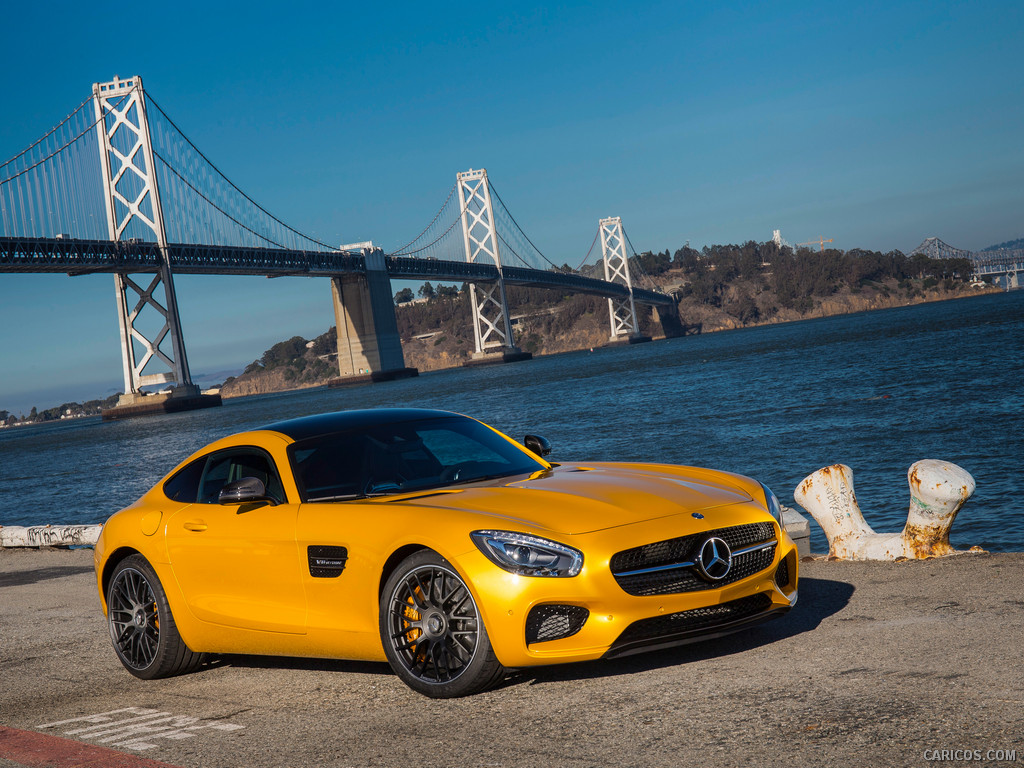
165 447 307 634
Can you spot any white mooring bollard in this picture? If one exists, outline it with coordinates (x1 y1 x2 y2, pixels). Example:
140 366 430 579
793 460 980 560
0 524 102 548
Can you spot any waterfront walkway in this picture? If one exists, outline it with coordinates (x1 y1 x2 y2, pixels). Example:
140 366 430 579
1 548 1021 767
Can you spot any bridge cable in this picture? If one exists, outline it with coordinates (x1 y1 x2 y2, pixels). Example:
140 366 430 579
147 95 337 252
0 96 91 171
622 225 663 293
390 183 457 254
573 226 600 272
390 210 465 257
153 150 291 250
389 188 479 257
487 181 562 270
0 93 130 188
495 231 539 270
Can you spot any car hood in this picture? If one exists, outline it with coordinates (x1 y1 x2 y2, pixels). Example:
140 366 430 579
397 462 757 535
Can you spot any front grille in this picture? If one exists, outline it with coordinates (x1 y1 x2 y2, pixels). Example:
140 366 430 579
610 522 776 596
525 605 589 644
611 593 774 650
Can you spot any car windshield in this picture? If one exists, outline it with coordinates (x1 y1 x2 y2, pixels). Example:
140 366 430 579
288 416 546 502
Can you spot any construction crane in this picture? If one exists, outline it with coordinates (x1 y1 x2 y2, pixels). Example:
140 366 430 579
797 237 834 252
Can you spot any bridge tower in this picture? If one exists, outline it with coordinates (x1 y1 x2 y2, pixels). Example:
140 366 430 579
92 75 216 416
599 216 643 342
457 169 524 360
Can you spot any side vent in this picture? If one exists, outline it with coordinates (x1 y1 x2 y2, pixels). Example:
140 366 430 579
308 545 348 578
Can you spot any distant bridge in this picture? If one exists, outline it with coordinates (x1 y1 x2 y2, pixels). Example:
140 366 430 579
912 237 1023 290
0 75 673 416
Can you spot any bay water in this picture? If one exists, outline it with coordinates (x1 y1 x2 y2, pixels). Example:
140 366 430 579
2 290 1021 554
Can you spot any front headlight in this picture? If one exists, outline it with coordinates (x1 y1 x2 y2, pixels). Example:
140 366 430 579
760 482 785 529
471 530 583 577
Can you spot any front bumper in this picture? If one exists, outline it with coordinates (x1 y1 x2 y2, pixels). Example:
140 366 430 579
459 513 799 668
604 592 794 658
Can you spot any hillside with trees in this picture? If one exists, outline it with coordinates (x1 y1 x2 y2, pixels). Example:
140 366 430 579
0 394 121 427
982 237 1024 251
219 333 338 397
639 240 978 331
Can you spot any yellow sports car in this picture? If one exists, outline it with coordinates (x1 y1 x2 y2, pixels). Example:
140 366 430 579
94 408 798 698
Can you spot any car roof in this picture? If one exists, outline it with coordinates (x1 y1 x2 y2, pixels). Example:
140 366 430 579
260 408 464 441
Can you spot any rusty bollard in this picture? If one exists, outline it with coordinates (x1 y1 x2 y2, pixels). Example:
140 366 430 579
793 460 979 560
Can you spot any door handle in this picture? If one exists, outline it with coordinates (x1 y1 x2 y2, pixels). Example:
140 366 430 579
182 521 208 532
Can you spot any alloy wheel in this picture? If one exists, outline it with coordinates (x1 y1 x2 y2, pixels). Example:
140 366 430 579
385 564 480 684
108 566 160 670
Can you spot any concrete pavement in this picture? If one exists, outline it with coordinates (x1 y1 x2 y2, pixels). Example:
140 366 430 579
1 547 1021 768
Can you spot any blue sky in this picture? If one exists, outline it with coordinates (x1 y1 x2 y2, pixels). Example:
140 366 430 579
1 0 1022 415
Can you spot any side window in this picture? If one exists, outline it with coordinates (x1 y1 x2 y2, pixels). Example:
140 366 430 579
198 454 234 503
163 458 205 503
292 440 364 501
197 449 287 504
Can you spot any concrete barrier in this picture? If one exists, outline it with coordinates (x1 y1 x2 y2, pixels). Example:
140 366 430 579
0 524 101 548
793 460 982 560
781 505 811 558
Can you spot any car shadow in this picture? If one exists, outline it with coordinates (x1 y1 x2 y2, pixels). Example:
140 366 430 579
506 576 854 690
212 654 392 677
0 564 96 588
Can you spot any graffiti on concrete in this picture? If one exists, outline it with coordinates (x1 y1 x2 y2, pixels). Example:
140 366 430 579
0 524 102 548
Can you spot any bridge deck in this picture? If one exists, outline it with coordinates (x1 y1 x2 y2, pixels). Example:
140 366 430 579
0 237 673 305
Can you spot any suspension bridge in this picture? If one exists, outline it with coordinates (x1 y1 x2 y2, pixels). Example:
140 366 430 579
0 75 674 418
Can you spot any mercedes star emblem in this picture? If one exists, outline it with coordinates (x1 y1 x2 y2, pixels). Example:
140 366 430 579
694 536 732 581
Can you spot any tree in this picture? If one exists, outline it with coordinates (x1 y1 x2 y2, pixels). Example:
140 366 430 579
728 292 760 323
909 253 932 279
634 250 671 276
261 337 308 370
394 287 414 304
418 282 435 300
673 246 701 270
309 327 337 356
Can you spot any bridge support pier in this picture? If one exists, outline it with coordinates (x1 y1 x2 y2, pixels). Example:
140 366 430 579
103 386 222 421
652 302 686 338
328 248 417 386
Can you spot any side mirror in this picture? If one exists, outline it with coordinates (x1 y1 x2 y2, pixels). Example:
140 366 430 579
219 477 278 506
524 434 552 457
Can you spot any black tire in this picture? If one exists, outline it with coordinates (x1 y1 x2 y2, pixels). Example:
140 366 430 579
106 554 204 679
380 549 505 698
